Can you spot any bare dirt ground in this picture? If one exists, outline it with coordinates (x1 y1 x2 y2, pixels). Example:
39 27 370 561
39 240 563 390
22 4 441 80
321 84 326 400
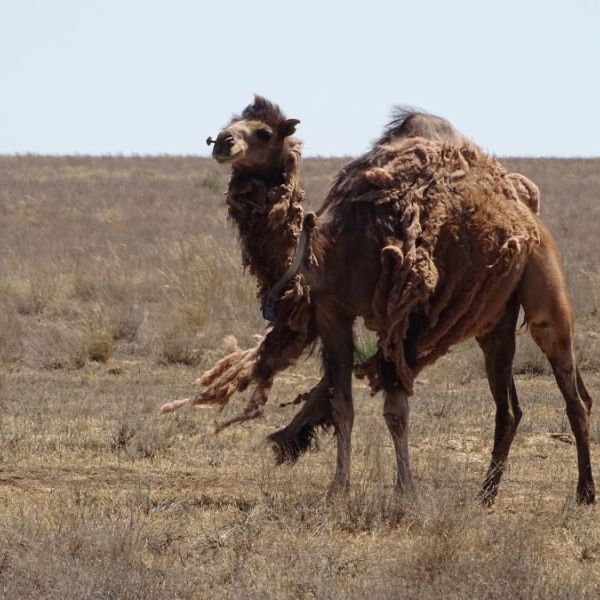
1 155 600 598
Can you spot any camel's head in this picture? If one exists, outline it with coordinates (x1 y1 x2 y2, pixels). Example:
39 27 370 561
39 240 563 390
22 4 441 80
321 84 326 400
208 96 300 173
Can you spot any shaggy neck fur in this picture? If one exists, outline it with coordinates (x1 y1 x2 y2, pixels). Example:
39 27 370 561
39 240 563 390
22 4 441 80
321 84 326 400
225 138 308 298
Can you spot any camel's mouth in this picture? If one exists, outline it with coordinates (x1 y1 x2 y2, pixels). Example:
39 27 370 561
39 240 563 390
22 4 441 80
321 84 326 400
214 150 243 164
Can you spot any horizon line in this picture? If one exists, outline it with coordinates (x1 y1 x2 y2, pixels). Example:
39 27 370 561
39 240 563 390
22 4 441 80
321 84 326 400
2 152 600 160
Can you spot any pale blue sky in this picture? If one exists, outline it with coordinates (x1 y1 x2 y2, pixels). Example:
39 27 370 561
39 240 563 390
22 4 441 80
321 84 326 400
1 0 599 157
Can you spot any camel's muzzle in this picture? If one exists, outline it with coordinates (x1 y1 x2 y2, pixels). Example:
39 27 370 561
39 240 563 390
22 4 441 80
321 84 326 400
211 133 240 163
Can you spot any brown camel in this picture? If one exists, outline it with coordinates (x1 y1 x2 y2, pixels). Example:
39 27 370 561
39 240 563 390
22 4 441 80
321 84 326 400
163 96 594 504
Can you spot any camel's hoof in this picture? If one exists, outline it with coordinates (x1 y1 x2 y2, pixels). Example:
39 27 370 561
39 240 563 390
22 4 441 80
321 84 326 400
267 430 292 465
577 481 596 505
267 425 315 466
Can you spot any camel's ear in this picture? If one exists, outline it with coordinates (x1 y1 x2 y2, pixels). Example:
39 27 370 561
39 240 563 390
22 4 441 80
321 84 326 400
280 118 300 138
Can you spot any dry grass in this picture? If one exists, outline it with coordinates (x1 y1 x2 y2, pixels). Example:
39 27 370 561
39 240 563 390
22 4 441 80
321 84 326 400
1 154 600 599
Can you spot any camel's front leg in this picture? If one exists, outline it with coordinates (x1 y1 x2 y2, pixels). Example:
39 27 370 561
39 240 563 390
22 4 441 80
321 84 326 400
379 357 414 491
384 388 413 491
318 310 355 493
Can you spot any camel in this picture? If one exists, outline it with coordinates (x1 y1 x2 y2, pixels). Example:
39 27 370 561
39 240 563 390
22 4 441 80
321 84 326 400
163 96 594 505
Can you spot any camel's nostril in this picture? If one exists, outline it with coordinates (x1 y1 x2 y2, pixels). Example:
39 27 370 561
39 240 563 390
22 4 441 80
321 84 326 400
213 134 236 158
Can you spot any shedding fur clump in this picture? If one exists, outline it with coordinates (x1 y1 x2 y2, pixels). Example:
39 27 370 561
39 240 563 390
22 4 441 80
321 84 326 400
348 137 540 393
159 340 262 422
507 172 541 215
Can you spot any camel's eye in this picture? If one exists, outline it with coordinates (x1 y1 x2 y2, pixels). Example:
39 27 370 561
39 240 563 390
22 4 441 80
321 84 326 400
256 128 272 142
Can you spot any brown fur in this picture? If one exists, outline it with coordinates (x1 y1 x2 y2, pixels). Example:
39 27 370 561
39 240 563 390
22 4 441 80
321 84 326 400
324 136 539 393
507 172 541 215
162 98 594 504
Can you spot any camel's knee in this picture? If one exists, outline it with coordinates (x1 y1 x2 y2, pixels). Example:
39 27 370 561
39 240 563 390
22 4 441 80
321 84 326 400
384 411 408 438
384 389 413 490
331 393 354 434
513 403 523 427
501 382 522 430
383 391 409 436
495 406 516 431
576 368 593 415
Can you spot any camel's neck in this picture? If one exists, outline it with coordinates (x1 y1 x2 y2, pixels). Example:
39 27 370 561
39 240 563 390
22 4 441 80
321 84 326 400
226 140 313 296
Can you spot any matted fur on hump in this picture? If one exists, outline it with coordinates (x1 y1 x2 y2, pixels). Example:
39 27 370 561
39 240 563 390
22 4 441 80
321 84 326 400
329 136 540 393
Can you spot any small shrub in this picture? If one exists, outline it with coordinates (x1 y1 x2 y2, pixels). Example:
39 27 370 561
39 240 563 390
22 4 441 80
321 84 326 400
110 421 136 452
82 305 113 363
87 328 113 363
110 304 144 342
109 417 173 459
158 319 204 366
132 424 172 459
28 323 87 370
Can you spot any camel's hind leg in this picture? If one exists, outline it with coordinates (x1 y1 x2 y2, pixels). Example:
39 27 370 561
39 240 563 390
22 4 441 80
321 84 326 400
476 293 522 505
528 321 595 503
520 223 595 504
